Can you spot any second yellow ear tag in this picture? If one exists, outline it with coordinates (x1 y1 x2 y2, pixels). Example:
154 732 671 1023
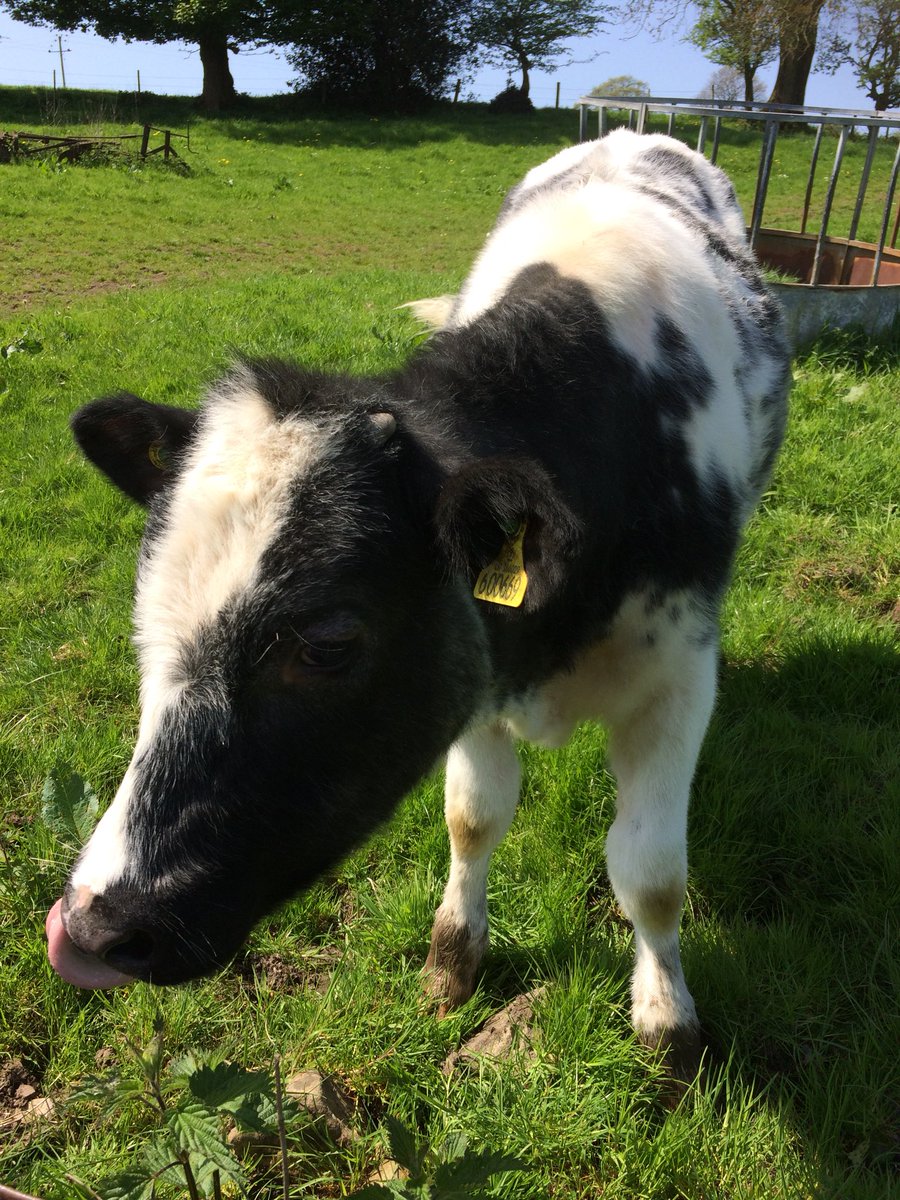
473 521 528 608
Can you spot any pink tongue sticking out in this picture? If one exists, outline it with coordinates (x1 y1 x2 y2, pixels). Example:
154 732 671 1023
45 898 136 989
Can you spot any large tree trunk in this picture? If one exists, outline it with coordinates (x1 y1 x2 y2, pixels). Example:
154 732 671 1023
198 29 237 112
743 63 755 104
768 1 825 106
519 60 531 98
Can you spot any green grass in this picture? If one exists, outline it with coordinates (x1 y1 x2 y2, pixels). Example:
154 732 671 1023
1 89 898 1199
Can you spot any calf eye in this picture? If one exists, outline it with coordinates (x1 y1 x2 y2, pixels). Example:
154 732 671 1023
298 638 355 671
277 616 362 683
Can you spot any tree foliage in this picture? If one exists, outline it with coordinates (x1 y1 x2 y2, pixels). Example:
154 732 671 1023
819 0 900 109
590 73 650 95
687 0 778 102
469 0 609 98
284 0 474 110
1 0 290 109
697 63 769 99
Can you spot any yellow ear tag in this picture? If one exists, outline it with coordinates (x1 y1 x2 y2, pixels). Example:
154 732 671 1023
473 521 528 608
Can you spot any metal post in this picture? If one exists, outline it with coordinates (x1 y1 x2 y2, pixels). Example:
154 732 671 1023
811 124 850 286
578 103 588 142
800 122 824 234
637 102 647 134
599 105 608 138
697 115 708 154
872 136 900 285
137 69 141 96
667 111 675 137
848 126 878 242
555 81 560 109
750 120 778 250
628 108 636 130
710 115 722 164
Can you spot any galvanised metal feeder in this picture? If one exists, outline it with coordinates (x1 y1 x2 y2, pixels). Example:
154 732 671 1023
576 96 900 348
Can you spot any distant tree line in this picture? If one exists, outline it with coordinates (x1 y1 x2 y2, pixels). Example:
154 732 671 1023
3 0 897 112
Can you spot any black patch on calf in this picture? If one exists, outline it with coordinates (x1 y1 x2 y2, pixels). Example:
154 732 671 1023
654 317 714 413
640 145 718 218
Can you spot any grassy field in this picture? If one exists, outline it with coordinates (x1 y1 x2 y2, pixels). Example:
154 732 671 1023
1 89 898 1199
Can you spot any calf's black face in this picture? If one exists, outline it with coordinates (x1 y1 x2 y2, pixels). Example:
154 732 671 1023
48 367 497 987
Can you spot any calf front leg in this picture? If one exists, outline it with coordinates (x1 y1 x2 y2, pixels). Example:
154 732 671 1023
425 722 520 1014
605 644 717 1063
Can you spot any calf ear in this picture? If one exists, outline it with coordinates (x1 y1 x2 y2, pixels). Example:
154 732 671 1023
71 393 199 505
433 456 581 610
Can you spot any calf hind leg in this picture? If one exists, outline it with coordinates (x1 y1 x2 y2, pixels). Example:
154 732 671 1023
605 644 717 1066
425 722 520 1015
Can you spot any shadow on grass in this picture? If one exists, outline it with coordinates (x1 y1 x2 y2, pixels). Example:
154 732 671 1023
445 632 898 1193
0 85 577 149
795 314 900 373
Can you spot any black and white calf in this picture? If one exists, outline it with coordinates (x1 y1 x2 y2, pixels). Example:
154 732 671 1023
47 131 790 1056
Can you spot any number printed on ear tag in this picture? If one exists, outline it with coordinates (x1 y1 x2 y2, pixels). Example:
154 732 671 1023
473 521 528 608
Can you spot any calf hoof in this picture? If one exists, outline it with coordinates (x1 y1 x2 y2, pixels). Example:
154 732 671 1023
640 1022 709 1087
422 911 486 1017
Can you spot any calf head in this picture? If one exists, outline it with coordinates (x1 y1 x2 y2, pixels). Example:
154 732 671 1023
48 361 576 988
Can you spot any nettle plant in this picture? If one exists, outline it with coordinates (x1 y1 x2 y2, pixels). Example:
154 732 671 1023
349 1117 525 1200
67 1025 283 1200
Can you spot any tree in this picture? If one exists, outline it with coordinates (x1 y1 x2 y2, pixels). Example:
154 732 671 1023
1 0 286 110
620 0 831 108
285 0 474 110
697 63 768 99
590 73 649 95
687 0 778 103
469 0 609 100
767 0 828 104
819 0 900 109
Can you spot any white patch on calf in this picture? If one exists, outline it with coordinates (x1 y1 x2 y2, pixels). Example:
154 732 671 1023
134 376 324 734
69 763 137 896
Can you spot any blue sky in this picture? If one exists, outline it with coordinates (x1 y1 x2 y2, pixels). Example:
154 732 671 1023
0 9 869 112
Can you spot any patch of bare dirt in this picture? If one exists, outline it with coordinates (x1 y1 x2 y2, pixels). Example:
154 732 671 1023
235 946 342 995
0 1058 55 1138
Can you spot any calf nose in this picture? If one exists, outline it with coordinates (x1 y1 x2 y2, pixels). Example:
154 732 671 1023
63 888 158 979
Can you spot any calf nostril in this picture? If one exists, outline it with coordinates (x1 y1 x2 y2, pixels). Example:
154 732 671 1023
101 929 157 975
